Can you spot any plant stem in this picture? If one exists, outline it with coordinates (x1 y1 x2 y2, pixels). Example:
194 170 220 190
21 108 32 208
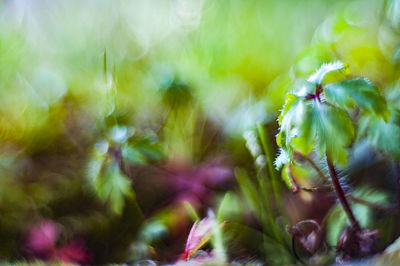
396 162 400 209
326 155 360 230
293 151 399 214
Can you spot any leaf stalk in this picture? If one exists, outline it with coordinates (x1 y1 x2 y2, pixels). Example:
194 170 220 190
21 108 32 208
326 155 360 230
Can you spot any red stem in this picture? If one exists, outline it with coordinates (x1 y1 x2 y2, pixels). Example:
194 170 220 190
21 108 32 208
326 155 360 230
315 84 322 102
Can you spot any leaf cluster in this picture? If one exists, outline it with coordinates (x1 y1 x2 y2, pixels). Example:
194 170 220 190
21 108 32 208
88 126 165 214
276 62 389 173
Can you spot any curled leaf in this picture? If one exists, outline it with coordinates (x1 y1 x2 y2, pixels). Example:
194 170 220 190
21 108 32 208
287 220 323 255
181 212 227 260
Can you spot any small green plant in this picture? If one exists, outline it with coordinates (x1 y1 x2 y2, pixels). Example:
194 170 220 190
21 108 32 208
87 126 164 214
276 61 390 259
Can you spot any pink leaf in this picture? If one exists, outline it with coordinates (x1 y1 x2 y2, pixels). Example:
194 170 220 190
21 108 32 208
181 212 226 260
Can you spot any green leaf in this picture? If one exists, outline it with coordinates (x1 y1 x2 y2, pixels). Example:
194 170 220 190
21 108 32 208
122 145 147 165
275 63 380 170
122 135 165 165
280 163 314 191
235 168 263 217
129 136 165 161
324 79 390 121
278 94 300 125
281 164 294 190
136 144 164 161
278 100 354 166
216 192 242 223
307 61 347 85
315 103 354 165
95 160 134 214
291 101 318 154
277 95 304 151
360 107 400 160
293 80 318 97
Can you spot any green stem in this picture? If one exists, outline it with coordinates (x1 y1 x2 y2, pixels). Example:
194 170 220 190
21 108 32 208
348 194 399 213
257 123 283 214
256 170 284 244
235 169 281 246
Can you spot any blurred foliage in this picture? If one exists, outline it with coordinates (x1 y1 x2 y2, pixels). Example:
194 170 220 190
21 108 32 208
1 0 400 265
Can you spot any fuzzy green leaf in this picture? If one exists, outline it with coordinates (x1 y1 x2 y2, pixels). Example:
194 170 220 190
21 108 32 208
277 95 304 150
278 93 299 125
312 103 354 165
277 100 354 166
324 79 390 121
291 101 318 154
307 61 347 85
294 81 318 97
274 148 290 170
